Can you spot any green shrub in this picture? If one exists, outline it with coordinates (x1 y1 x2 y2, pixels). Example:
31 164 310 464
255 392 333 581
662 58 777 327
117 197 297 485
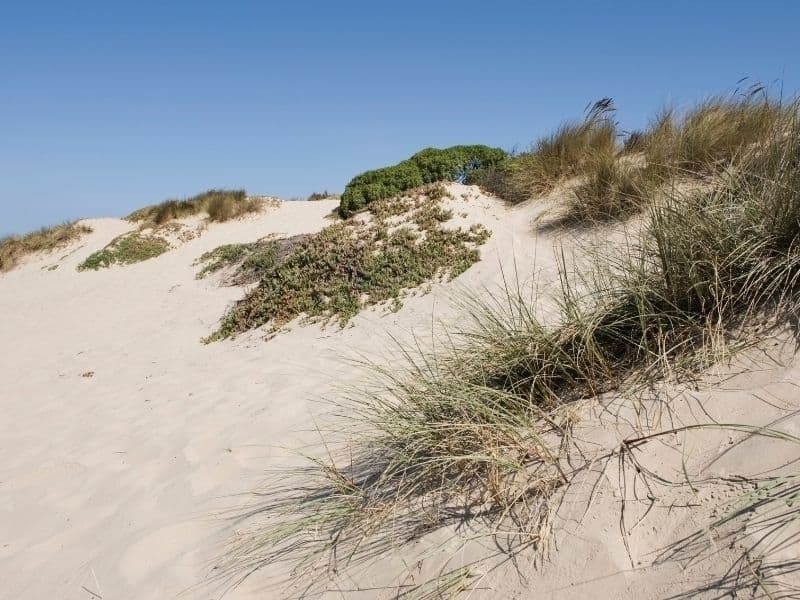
77 233 170 270
339 160 423 216
339 145 506 216
409 145 507 184
0 222 92 272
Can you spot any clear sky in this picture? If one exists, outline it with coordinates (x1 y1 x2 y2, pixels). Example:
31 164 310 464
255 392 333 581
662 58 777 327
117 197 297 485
1 0 798 236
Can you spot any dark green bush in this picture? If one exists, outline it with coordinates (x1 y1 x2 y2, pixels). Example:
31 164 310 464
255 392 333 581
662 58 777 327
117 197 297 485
339 161 423 216
409 145 507 184
339 145 506 216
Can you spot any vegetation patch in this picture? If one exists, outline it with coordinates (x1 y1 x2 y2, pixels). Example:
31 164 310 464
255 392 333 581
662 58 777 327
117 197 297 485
468 99 618 205
0 222 92 272
642 92 788 177
77 232 170 271
126 189 263 226
195 243 259 279
219 101 800 596
339 145 506 217
471 90 790 224
306 190 337 201
566 153 658 222
195 235 310 284
209 187 490 339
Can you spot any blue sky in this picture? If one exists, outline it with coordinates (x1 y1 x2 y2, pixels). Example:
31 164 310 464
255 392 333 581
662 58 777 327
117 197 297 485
1 1 798 236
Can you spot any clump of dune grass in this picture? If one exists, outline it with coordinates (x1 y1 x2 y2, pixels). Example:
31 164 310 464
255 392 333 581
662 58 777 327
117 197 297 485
644 88 788 178
212 361 566 595
77 232 170 270
218 103 800 596
209 188 489 339
561 90 786 223
0 221 92 272
565 153 657 222
206 192 262 222
306 190 338 201
126 189 261 225
469 98 618 204
472 89 789 227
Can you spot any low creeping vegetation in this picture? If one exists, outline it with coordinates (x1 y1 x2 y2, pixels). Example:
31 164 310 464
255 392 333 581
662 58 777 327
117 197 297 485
195 235 309 284
126 189 262 225
77 232 170 270
339 145 506 216
207 185 490 339
217 102 800 596
195 243 259 280
0 221 92 272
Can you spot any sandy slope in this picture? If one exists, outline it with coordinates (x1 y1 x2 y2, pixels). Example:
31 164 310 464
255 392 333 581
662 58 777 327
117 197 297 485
1 186 798 600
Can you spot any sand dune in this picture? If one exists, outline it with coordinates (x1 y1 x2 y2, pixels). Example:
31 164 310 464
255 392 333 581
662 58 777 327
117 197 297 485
2 185 798 599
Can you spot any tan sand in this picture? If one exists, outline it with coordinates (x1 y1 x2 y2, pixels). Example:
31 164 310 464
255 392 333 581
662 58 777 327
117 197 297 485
1 186 798 599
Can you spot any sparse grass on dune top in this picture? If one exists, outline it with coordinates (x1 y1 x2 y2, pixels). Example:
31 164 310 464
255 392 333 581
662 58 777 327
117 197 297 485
126 189 262 225
77 232 171 271
0 221 92 272
208 185 490 340
306 190 337 201
221 102 800 597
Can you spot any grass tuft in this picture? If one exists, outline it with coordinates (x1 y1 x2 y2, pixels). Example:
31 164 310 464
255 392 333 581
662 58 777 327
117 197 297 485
566 153 657 222
0 222 92 272
644 91 788 177
307 190 337 201
473 90 791 227
126 189 261 225
469 98 618 204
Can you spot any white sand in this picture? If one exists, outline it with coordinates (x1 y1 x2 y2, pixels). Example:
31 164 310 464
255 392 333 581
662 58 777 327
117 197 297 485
1 186 798 599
